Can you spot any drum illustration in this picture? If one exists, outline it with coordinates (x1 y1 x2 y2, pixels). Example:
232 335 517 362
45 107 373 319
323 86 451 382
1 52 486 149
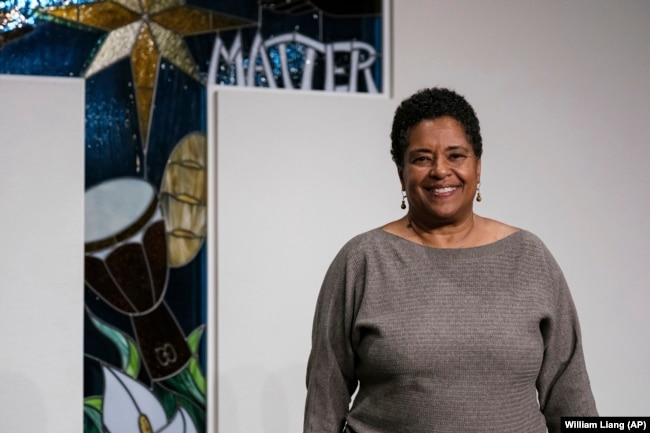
84 177 191 380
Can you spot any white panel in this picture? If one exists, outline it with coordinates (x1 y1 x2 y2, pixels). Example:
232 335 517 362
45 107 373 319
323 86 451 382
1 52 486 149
0 75 85 433
213 87 398 433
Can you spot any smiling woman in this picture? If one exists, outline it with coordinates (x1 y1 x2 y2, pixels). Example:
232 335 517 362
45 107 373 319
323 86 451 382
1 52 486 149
304 87 599 433
397 117 482 238
384 88 497 248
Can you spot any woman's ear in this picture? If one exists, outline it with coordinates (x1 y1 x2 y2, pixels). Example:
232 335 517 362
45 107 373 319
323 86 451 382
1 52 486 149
397 166 405 190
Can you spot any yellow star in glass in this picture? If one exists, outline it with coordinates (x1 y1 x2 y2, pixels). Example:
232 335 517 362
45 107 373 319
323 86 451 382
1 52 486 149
44 0 254 150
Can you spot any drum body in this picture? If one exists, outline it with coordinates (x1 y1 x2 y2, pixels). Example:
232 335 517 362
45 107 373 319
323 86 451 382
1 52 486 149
85 177 191 380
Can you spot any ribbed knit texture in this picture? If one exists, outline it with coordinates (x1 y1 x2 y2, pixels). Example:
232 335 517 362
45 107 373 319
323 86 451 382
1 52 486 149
304 229 597 433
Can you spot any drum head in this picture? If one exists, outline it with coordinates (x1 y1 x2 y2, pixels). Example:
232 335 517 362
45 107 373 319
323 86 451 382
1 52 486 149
85 177 157 252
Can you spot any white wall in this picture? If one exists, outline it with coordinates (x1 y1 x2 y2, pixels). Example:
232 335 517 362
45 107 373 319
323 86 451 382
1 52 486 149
212 1 650 431
0 75 84 433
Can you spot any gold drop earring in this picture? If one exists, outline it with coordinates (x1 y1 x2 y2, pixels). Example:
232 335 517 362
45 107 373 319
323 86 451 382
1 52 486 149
476 183 482 202
401 191 407 209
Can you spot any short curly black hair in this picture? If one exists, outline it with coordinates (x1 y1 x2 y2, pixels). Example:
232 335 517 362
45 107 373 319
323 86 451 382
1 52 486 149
390 87 482 167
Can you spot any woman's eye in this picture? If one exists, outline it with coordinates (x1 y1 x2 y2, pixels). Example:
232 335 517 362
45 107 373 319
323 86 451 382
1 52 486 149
449 153 465 160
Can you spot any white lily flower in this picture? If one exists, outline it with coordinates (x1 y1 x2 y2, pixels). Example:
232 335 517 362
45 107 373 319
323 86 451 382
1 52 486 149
102 366 198 433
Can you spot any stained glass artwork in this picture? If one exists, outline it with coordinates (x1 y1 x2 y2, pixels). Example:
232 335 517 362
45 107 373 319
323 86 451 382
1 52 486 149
43 0 253 156
101 362 201 433
0 1 387 431
85 177 193 380
210 0 385 93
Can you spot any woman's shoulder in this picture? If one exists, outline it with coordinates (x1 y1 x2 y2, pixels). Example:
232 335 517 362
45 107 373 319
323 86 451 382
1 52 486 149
474 216 519 245
329 226 417 267
337 227 392 254
477 217 551 251
323 228 393 278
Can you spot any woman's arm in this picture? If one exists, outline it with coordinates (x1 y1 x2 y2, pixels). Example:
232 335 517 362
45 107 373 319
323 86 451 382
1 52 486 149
304 245 363 433
537 247 598 433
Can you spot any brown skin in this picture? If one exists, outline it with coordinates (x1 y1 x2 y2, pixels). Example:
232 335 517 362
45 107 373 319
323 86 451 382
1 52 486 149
383 117 517 248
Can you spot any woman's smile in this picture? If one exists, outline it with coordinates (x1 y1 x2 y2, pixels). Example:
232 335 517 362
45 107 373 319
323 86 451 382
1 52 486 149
426 185 460 196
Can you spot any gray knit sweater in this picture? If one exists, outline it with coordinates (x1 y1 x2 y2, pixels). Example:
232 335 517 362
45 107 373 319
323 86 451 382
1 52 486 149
304 229 597 433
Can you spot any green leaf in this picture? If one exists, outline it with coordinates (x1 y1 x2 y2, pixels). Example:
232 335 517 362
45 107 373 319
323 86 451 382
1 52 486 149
176 392 206 433
163 366 206 407
188 356 206 396
186 325 205 354
186 326 206 395
83 402 103 433
84 396 102 412
152 384 179 420
86 308 140 378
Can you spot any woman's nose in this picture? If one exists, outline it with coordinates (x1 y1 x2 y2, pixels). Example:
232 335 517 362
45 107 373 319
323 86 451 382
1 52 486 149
429 158 450 178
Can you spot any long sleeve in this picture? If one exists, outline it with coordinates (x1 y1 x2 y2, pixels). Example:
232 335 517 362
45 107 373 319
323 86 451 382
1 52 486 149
537 246 598 433
304 243 364 433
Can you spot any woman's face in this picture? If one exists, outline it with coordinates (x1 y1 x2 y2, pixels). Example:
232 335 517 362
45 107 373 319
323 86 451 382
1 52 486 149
399 116 481 227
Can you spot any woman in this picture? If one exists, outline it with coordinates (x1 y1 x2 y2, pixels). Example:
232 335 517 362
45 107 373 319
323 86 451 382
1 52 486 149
304 88 598 433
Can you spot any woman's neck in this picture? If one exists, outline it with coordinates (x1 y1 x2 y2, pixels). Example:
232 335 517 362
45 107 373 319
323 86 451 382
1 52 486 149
405 213 480 248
